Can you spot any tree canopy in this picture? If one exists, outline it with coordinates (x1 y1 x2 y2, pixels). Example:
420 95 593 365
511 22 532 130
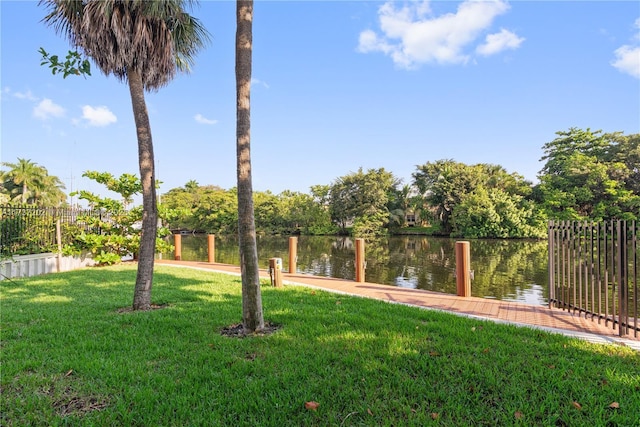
1 158 66 206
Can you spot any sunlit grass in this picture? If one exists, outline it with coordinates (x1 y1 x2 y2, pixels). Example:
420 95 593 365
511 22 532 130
1 264 639 426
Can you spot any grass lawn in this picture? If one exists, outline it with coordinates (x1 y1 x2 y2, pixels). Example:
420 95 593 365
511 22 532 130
1 264 639 426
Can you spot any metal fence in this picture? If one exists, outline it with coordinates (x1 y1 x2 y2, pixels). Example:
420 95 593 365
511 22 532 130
0 205 103 257
548 220 638 338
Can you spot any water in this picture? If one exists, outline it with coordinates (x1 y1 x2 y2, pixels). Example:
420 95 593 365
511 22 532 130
165 234 549 305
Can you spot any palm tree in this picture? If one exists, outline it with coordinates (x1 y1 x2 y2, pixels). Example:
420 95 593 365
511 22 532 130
42 0 209 310
236 0 264 332
32 172 67 206
1 158 50 204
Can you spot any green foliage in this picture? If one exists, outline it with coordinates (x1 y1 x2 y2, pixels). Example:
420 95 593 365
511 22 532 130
39 48 91 78
67 171 173 265
412 161 541 238
536 128 640 221
0 208 62 256
328 167 400 236
452 188 546 238
162 183 337 236
1 158 66 206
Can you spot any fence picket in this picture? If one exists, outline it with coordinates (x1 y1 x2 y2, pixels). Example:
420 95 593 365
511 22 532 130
548 219 638 338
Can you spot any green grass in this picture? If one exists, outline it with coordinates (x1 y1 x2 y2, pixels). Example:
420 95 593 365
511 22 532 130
1 264 639 426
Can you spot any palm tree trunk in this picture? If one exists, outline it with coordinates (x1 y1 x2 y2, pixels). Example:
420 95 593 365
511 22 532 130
236 0 264 332
128 69 158 311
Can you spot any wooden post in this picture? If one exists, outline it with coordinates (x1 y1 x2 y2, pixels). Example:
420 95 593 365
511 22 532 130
288 236 297 274
56 219 62 272
174 233 182 261
455 241 471 297
207 234 215 263
355 238 365 283
269 257 283 287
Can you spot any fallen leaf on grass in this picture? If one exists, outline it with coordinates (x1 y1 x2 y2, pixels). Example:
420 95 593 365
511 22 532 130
431 413 440 420
429 351 440 357
336 300 341 305
305 401 319 411
367 408 373 416
65 369 73 377
572 401 582 410
514 411 523 419
608 402 620 409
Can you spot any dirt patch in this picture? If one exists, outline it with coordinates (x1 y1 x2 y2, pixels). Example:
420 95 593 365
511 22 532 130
53 395 109 417
221 322 282 338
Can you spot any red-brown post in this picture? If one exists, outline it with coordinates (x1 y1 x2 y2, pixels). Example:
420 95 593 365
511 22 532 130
455 241 471 297
288 236 297 274
174 233 182 261
208 234 215 264
355 238 365 283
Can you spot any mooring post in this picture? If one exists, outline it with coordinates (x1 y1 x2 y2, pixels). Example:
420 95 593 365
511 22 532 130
174 233 182 261
355 238 365 283
207 234 215 264
269 257 283 287
288 236 297 274
455 241 471 297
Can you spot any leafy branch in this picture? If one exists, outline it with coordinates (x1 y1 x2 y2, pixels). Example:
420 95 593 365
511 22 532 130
38 47 91 78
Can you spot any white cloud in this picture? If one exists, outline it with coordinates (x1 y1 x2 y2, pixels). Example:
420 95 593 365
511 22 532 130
194 113 218 125
33 98 65 120
358 0 519 69
13 89 38 101
611 18 640 79
81 105 117 127
476 28 525 56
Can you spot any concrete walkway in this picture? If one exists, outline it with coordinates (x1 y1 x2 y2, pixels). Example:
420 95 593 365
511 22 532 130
156 260 639 351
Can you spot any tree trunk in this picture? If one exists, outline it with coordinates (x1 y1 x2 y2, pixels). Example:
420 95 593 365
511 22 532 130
128 69 158 311
236 0 264 332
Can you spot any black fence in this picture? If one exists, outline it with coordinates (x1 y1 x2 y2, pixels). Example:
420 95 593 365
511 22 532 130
0 205 104 257
548 220 639 338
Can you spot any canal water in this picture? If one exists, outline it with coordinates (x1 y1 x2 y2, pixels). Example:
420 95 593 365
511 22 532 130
165 235 549 306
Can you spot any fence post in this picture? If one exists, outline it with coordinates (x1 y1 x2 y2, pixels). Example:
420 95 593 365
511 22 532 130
208 234 215 264
355 238 365 283
455 241 471 297
174 233 182 261
288 236 297 274
617 220 628 336
56 219 62 273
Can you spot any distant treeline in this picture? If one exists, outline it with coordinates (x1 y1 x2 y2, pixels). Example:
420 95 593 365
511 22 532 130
3 128 638 239
161 128 639 238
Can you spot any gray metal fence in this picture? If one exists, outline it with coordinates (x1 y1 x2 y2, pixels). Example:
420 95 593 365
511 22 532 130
0 205 103 257
548 220 638 338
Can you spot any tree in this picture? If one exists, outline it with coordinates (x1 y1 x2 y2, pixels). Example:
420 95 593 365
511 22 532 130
413 160 541 237
451 188 546 238
1 158 66 206
69 171 173 265
328 167 399 236
42 0 209 310
236 0 264 332
536 128 640 220
412 160 484 234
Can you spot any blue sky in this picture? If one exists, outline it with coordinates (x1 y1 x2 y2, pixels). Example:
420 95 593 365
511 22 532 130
2 0 639 205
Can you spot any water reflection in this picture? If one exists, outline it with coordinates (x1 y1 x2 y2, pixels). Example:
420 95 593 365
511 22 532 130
165 235 549 305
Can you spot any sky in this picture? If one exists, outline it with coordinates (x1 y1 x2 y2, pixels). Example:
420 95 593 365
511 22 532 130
1 0 639 206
